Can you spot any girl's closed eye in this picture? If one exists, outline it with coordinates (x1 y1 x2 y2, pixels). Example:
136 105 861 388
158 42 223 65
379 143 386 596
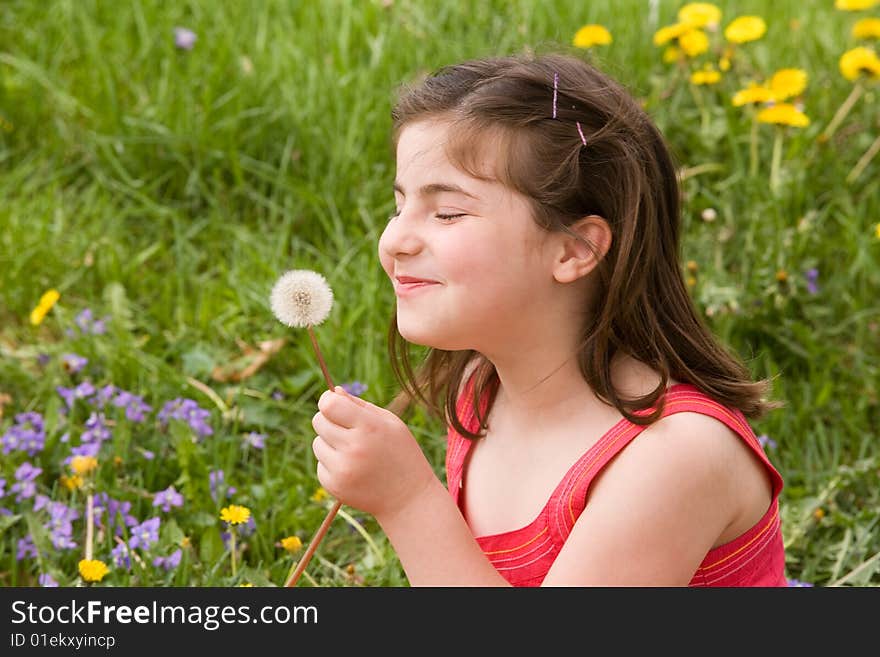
435 212 466 222
386 210 466 223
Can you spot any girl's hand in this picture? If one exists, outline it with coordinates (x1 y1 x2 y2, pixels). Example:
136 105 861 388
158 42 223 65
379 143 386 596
311 386 437 519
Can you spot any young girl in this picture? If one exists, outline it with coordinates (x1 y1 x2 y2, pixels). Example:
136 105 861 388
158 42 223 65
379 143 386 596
311 51 787 586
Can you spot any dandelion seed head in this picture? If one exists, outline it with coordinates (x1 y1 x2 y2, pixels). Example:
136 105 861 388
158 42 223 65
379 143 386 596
270 269 334 328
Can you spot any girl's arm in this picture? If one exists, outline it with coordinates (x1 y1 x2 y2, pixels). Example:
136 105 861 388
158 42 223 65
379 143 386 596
375 476 511 586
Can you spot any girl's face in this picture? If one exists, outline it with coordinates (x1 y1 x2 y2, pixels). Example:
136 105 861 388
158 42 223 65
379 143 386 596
378 119 559 355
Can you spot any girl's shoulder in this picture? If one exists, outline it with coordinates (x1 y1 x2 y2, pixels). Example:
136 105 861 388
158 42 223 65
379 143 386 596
583 386 779 552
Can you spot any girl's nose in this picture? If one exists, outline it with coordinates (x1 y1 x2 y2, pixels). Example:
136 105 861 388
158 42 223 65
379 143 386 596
379 211 423 258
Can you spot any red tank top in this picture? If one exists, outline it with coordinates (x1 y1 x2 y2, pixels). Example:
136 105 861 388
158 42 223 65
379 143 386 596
445 375 787 587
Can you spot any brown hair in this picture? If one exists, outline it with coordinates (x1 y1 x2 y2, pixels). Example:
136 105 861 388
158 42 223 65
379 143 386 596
383 50 781 439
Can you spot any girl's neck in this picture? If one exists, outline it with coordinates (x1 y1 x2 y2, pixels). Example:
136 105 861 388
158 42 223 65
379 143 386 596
488 352 669 432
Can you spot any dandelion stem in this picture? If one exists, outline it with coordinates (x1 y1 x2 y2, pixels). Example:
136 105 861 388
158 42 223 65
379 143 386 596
307 326 334 390
285 499 343 587
770 128 784 193
689 82 709 136
85 493 94 562
749 113 759 177
819 82 863 144
846 132 880 184
230 527 237 578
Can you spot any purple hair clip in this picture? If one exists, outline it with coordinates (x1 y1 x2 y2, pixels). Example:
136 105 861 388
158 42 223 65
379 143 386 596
552 72 587 146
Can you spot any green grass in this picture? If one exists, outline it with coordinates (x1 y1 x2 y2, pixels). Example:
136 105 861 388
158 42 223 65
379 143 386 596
1 0 878 587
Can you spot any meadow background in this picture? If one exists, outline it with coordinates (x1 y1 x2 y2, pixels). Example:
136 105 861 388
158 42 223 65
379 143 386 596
1 0 878 587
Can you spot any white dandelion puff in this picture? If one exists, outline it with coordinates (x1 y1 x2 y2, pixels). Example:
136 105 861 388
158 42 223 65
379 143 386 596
270 270 334 328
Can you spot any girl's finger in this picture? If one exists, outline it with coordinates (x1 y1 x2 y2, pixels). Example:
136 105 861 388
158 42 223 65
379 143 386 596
312 434 337 466
317 388 365 428
312 412 346 449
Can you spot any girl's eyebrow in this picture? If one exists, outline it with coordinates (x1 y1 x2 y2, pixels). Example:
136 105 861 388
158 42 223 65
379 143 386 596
393 181 481 201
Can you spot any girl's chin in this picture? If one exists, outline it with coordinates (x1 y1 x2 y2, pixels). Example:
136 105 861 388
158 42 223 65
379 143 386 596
396 321 460 351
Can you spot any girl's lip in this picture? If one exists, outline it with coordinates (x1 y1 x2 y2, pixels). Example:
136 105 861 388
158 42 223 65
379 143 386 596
394 280 439 297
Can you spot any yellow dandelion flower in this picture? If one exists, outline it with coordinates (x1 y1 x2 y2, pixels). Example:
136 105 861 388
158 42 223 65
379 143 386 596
29 289 60 326
70 455 98 476
60 474 83 491
757 103 810 127
180 536 191 548
239 583 254 587
732 82 775 106
78 559 109 583
280 536 303 553
719 55 731 71
691 67 721 85
724 16 767 44
654 22 692 46
310 487 328 503
835 0 879 10
769 69 808 100
687 260 699 273
573 24 612 48
219 504 251 525
875 222 880 239
663 46 682 63
839 46 880 80
679 3 722 29
853 17 880 39
776 269 788 283
813 508 826 520
679 29 710 57
687 276 697 288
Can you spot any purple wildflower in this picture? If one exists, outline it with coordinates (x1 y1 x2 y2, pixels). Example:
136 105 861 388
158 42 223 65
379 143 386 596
158 398 213 438
93 384 118 408
74 308 108 335
17 536 38 561
142 449 155 460
152 549 182 572
174 27 197 50
2 411 46 456
222 516 256 548
111 542 131 569
39 573 59 587
209 470 236 503
804 268 819 295
757 434 778 450
152 485 184 513
61 353 88 374
787 578 814 587
67 442 100 460
112 390 152 422
11 462 42 501
271 390 284 401
42 500 79 550
93 494 139 537
128 517 160 550
37 353 51 367
81 412 112 444
56 381 96 410
243 432 266 449
341 381 368 397
0 477 5 497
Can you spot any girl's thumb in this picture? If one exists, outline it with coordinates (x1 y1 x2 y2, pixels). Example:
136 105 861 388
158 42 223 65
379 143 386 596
335 386 369 407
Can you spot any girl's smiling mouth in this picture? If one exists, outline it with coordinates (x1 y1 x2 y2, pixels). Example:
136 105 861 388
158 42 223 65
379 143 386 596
394 276 440 297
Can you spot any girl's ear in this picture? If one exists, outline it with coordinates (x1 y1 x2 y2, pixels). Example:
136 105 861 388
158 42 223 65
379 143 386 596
553 215 612 283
